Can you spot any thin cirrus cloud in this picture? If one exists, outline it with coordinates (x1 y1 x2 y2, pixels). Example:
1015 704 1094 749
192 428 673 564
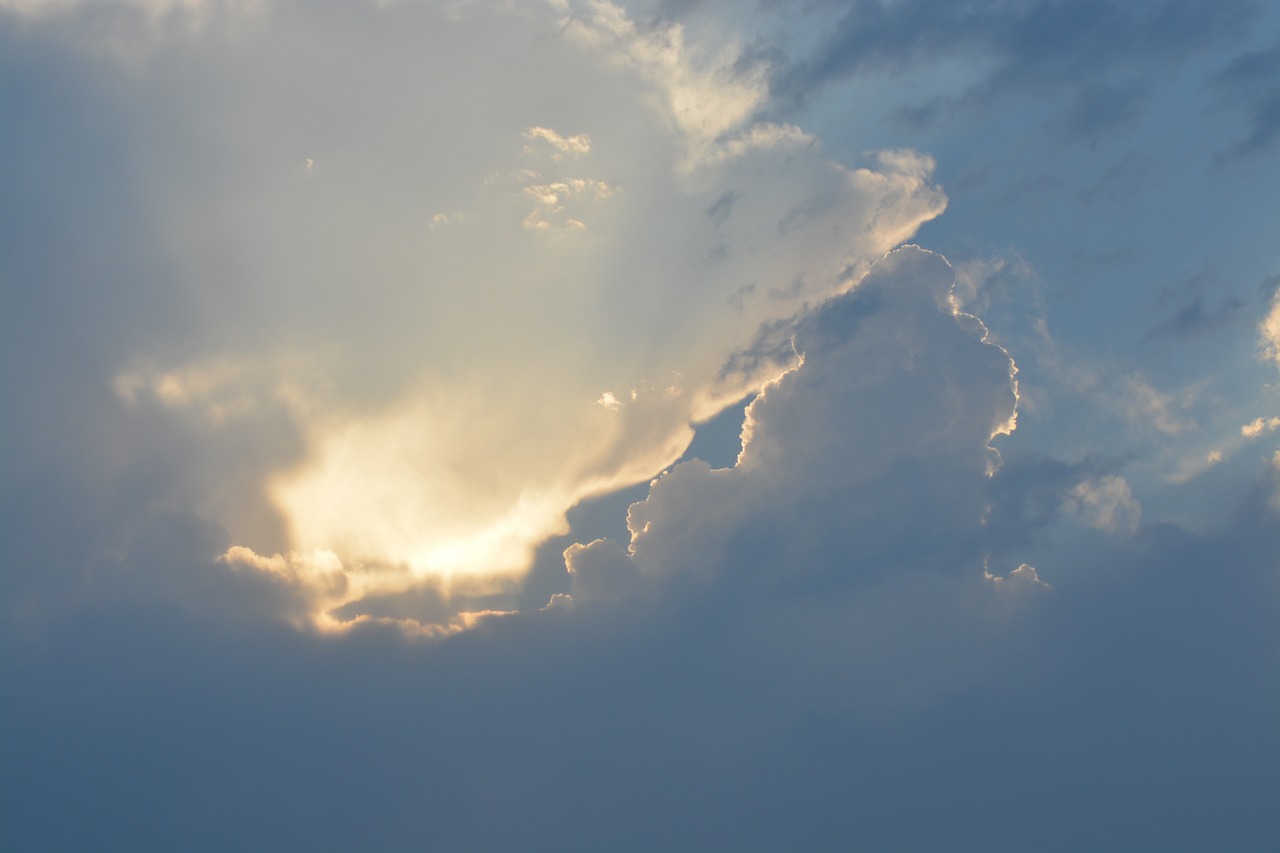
3 0 945 629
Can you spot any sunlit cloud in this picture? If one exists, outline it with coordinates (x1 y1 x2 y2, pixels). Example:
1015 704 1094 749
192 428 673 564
983 562 1050 593
524 126 592 159
1263 289 1280 370
1241 415 1280 438
32 0 947 628
7 3 1280 848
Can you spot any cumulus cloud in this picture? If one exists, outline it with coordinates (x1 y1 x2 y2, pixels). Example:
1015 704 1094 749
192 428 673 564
1242 415 1280 437
549 245 1070 721
2 0 944 628
984 561 1049 592
568 247 1028 612
6 5 1280 851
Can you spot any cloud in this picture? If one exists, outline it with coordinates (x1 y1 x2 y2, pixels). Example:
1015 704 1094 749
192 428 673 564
985 561 1049 591
0 0 945 629
1064 474 1142 535
567 246 1026 609
1242 415 1280 438
1263 288 1280 368
523 125 592 159
946 249 1212 457
518 173 618 230
9 233 1278 852
558 0 774 164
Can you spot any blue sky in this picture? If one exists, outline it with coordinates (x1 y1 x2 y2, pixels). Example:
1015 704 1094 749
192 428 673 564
2 1 1277 850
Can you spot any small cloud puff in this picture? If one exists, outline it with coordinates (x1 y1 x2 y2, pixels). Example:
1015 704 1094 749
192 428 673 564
1241 416 1280 438
523 126 592 159
985 562 1051 593
521 177 617 230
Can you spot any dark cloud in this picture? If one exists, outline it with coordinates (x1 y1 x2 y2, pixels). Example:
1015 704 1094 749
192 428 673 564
5 249 1278 850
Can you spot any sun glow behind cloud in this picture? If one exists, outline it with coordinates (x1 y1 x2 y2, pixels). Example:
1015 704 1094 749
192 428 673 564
28 0 947 629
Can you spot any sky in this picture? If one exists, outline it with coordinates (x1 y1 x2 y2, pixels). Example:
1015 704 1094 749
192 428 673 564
1 1 1277 850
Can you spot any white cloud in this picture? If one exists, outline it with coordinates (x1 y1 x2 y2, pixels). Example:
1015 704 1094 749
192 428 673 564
8 5 1280 849
12 0 943 628
1262 289 1280 370
985 562 1050 592
557 0 770 165
519 176 618 231
1241 416 1280 438
524 126 592 159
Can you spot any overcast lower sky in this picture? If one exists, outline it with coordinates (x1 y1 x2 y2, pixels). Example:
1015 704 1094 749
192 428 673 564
2 1 1277 850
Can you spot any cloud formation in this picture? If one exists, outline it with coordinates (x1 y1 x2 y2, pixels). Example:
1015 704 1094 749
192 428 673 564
1 0 945 629
1263 287 1280 368
7 239 1276 853
5 3 1280 851
568 246 1029 611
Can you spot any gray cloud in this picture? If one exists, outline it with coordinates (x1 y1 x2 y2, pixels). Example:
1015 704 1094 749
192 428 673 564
5 3 1280 851
6 246 1278 852
570 247 1019 593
